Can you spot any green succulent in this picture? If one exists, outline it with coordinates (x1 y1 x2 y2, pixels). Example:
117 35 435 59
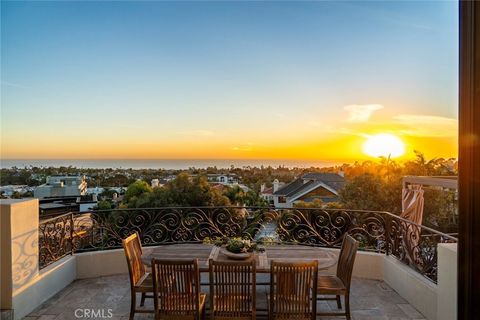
226 238 246 253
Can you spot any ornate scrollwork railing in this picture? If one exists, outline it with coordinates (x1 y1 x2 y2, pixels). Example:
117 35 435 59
68 207 387 252
72 207 261 251
276 208 387 251
39 213 74 269
38 206 457 283
385 214 457 283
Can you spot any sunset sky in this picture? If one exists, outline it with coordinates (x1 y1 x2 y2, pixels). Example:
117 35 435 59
1 1 458 162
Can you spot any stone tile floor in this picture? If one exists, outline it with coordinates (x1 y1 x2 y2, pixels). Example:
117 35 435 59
26 274 426 320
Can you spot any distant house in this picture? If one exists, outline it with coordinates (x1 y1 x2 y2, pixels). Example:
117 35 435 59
189 173 249 191
87 186 125 197
34 175 87 198
272 173 346 208
206 174 239 185
188 173 239 185
260 179 285 204
0 185 34 198
151 179 160 188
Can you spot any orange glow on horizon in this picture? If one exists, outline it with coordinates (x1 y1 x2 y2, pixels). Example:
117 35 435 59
1 109 458 162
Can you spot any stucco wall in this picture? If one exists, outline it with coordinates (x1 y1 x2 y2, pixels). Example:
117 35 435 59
0 199 39 310
12 256 76 320
384 255 438 320
76 248 135 279
0 199 77 320
322 248 384 280
74 246 384 281
437 243 457 320
0 201 14 309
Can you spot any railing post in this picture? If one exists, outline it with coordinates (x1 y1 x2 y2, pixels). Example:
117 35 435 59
70 212 74 256
385 214 391 256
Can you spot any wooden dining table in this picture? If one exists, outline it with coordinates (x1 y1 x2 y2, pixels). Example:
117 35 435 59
141 243 337 273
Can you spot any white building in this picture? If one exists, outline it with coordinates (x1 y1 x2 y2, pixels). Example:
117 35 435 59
206 174 239 185
34 176 87 198
0 185 35 197
260 179 285 204
86 187 104 196
151 179 160 188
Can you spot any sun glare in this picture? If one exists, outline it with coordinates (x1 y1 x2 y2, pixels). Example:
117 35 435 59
362 133 406 158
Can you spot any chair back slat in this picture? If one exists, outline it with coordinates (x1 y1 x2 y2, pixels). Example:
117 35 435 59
336 235 359 289
209 259 256 320
122 232 145 287
152 259 201 320
270 261 318 320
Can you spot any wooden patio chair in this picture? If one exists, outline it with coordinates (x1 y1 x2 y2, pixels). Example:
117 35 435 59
317 235 359 320
122 232 155 320
269 260 318 320
208 258 256 320
151 258 206 320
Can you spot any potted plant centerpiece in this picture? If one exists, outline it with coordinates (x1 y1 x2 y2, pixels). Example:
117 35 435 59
203 237 263 260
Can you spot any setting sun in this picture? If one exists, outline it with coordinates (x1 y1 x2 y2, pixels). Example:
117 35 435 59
362 133 406 159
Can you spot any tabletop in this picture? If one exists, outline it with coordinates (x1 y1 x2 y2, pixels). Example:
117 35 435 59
142 243 337 273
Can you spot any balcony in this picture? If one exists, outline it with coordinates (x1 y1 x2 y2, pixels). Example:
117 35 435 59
27 275 423 320
0 199 458 320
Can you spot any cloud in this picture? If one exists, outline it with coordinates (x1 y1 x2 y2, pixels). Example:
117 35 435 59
392 114 458 137
344 104 384 122
232 143 253 152
1 81 29 89
177 130 215 137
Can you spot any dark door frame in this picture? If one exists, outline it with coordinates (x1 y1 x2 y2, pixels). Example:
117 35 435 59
459 1 480 318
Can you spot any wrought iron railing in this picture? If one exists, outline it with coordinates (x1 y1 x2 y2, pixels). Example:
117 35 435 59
38 206 457 283
39 213 74 269
385 214 457 283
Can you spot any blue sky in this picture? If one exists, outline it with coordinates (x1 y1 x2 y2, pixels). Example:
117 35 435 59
1 1 459 160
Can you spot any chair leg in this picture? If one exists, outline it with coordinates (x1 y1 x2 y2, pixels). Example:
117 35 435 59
345 293 351 320
140 292 146 306
336 295 342 309
201 306 206 320
129 291 136 320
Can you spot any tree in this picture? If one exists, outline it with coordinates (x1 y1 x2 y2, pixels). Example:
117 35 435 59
97 200 112 210
11 191 22 199
166 174 230 206
124 180 152 207
100 188 118 199
167 173 211 206
224 186 245 205
422 188 458 232
339 174 402 213
223 186 268 207
145 187 174 208
122 173 232 208
241 190 269 207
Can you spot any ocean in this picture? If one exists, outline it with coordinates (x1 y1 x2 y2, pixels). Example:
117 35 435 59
0 159 342 170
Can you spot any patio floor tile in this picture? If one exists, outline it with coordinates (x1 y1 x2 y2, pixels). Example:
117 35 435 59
26 275 426 320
